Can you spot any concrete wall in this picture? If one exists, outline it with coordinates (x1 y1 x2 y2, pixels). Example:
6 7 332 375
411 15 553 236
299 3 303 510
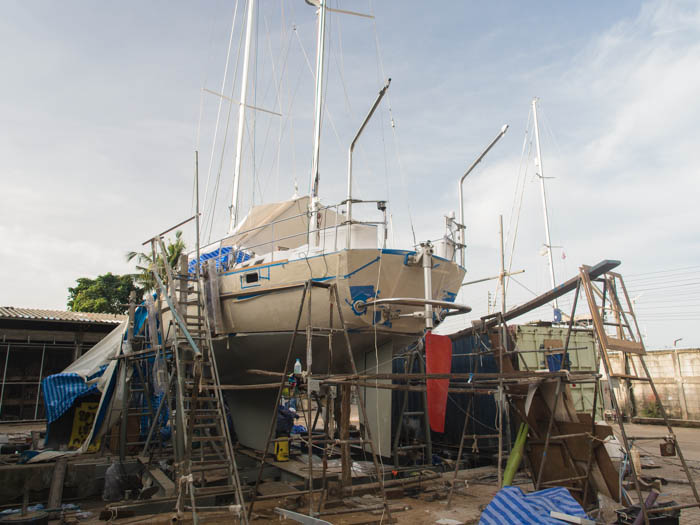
608 348 700 421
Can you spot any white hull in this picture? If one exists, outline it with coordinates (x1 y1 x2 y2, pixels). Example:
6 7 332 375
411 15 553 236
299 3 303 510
207 248 465 450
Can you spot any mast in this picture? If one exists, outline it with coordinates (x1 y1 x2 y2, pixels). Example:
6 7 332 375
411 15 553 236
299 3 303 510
531 97 559 311
229 0 256 234
308 0 327 247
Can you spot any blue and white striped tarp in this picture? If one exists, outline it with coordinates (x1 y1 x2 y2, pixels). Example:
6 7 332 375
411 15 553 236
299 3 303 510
188 246 252 274
42 365 107 423
479 486 588 525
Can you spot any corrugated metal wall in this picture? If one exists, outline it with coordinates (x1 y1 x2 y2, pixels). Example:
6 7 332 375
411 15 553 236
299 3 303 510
390 325 602 454
391 334 501 454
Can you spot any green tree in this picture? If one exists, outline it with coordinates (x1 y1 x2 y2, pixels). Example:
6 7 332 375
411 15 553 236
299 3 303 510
67 273 143 314
126 230 187 292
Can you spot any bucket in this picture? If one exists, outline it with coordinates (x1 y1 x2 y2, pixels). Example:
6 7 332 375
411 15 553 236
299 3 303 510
275 438 289 462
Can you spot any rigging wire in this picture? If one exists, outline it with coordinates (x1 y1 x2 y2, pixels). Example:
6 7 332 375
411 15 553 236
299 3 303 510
204 1 249 242
503 108 533 301
292 23 344 196
257 12 294 202
201 0 241 229
369 0 417 247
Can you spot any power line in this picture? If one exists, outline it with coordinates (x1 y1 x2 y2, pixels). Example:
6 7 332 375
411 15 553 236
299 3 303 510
625 275 700 286
625 265 700 278
628 282 700 293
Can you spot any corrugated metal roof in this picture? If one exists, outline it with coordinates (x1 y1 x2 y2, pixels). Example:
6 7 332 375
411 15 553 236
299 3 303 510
0 306 126 325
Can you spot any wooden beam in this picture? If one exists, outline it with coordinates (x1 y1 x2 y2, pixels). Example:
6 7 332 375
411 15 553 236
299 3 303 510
450 259 620 340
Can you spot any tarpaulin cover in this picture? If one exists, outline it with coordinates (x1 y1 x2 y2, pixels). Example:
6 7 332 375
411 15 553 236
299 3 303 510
32 322 127 461
188 246 241 274
42 366 106 424
479 486 588 525
34 299 161 462
425 331 452 433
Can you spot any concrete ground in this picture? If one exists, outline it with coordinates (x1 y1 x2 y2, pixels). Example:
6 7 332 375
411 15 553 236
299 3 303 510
609 423 700 524
2 423 699 524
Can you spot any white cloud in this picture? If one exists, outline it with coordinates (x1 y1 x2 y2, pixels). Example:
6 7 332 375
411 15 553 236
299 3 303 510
441 1 700 347
2 1 699 348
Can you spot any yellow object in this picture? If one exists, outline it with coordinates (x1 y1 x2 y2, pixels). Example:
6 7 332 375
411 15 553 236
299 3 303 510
68 401 101 452
275 437 290 461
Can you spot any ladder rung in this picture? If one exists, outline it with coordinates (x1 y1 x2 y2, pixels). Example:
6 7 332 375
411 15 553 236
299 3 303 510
191 485 237 496
402 411 425 416
396 445 425 450
187 453 229 461
190 462 230 472
603 322 630 328
610 374 650 381
192 435 225 442
461 433 500 439
193 423 222 429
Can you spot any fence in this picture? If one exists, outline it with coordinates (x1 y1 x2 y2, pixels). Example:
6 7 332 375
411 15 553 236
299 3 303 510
608 348 700 421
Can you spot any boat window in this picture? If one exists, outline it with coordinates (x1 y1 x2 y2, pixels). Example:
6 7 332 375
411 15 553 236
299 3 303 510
245 272 259 284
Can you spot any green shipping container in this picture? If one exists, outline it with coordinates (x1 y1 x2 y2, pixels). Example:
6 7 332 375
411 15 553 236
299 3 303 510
513 324 603 419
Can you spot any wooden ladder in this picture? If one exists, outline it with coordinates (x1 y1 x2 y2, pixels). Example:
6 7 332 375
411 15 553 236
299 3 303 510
137 241 247 524
579 267 700 524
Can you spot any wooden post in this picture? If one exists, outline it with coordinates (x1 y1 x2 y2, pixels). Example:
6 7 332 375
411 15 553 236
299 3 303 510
119 291 136 462
73 331 83 362
340 383 352 487
47 457 68 514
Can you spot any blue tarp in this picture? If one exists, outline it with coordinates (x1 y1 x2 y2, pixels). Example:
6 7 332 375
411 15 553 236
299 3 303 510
42 366 107 424
479 486 588 525
188 246 251 273
41 299 158 437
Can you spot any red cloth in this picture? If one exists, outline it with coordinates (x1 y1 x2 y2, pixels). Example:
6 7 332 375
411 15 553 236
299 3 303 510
425 331 452 433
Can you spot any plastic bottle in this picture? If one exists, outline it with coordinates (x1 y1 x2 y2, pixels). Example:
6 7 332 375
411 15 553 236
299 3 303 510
294 358 302 374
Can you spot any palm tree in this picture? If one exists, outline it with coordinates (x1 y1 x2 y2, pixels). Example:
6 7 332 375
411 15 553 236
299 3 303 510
126 230 187 292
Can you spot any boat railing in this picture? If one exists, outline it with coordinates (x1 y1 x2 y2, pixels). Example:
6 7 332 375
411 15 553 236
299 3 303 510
222 200 387 269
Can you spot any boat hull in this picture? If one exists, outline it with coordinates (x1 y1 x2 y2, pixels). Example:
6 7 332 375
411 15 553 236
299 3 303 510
211 249 465 451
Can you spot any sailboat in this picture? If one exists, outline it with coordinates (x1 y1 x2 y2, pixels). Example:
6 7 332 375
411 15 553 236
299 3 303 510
169 0 469 451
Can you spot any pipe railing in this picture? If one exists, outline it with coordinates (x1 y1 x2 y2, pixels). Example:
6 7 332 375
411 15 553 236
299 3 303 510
347 79 391 249
203 200 388 272
458 124 509 268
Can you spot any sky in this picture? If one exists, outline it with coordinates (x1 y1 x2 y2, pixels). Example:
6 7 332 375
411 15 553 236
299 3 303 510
1 1 699 349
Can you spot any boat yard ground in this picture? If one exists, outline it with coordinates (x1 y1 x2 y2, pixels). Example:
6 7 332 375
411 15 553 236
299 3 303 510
1 422 699 524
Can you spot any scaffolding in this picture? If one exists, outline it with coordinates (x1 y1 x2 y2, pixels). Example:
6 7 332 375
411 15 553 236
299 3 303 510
113 248 700 525
117 223 247 524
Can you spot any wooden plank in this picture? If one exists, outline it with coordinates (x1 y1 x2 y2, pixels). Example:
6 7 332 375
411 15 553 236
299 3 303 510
605 337 645 354
145 466 176 497
257 481 300 496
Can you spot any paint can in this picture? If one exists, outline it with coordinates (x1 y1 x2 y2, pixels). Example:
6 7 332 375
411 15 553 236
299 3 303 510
275 437 289 462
